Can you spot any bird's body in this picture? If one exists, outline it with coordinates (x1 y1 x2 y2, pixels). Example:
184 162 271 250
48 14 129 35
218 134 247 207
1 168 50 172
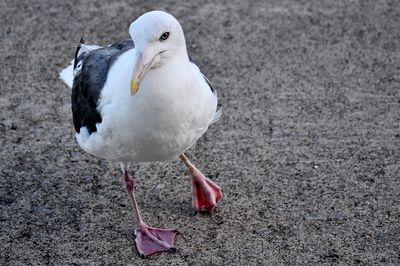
73 45 217 162
59 11 222 257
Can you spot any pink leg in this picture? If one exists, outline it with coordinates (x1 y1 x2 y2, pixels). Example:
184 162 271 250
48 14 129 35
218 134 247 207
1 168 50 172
180 154 222 212
124 171 177 257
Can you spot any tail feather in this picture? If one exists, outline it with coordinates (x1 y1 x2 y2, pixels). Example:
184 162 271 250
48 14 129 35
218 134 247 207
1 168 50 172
59 63 74 89
73 36 85 69
59 37 102 89
210 108 222 125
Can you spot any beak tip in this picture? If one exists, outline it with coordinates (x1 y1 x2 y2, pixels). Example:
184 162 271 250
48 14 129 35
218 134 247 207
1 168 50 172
130 78 139 95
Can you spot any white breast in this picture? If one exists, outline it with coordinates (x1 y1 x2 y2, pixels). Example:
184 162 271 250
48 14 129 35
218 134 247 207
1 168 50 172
76 49 217 163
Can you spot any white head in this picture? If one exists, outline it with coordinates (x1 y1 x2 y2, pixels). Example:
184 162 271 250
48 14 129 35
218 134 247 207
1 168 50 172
129 11 188 95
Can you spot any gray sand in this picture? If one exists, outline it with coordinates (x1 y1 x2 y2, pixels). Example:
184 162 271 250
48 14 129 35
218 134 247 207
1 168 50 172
1 0 399 265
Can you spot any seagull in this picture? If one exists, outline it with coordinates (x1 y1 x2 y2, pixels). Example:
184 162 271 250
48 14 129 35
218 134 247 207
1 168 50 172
59 11 222 257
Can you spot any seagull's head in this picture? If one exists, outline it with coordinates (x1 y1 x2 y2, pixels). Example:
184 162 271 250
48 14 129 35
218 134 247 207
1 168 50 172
128 11 187 95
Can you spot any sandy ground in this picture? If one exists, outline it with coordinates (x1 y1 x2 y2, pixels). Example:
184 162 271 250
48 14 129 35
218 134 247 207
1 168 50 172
1 0 400 265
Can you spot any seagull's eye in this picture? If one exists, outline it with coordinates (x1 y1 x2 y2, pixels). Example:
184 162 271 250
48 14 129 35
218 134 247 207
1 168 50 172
159 32 170 41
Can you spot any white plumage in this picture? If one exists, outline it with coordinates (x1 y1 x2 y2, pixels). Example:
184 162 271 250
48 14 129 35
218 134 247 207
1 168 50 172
59 11 222 257
60 13 218 163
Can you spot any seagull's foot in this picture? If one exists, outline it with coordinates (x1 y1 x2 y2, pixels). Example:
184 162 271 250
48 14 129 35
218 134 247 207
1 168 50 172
135 223 178 257
191 170 222 212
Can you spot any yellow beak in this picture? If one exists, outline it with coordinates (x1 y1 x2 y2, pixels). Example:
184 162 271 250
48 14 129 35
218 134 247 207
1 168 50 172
130 77 139 95
130 52 144 96
129 49 158 96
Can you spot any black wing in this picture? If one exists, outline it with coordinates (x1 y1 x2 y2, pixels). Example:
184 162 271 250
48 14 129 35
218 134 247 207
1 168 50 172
71 39 134 134
201 73 215 93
